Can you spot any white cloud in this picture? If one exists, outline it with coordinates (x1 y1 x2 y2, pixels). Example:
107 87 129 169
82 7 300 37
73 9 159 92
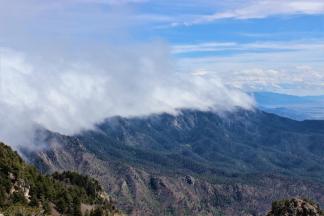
226 67 324 93
0 46 254 149
173 38 324 96
173 42 238 54
0 0 255 150
172 40 324 54
171 0 324 26
176 42 324 96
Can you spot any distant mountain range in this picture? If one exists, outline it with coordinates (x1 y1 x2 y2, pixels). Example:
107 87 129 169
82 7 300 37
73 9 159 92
253 92 324 120
23 109 324 215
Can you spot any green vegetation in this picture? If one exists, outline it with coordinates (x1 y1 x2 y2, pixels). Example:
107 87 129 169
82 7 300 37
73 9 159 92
77 110 324 183
26 109 324 215
0 142 120 216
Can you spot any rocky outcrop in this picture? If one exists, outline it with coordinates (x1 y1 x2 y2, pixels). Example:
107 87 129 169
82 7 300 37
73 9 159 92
266 198 324 216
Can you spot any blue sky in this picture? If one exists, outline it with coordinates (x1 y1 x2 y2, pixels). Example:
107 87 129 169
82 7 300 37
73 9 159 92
1 0 324 95
134 1 324 44
133 0 324 95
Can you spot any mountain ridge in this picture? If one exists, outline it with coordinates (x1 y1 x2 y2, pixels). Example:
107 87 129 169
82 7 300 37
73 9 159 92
24 109 324 215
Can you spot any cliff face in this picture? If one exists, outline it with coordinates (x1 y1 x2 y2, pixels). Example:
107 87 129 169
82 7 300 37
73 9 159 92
266 198 324 216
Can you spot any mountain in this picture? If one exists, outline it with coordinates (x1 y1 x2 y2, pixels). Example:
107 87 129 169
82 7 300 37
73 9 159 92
0 142 122 216
24 109 324 215
253 92 324 120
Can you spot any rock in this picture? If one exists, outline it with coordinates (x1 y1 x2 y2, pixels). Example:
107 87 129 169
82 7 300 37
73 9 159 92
266 198 324 216
184 175 194 185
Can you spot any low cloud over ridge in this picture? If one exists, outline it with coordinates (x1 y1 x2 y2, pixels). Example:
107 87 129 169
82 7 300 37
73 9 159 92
0 45 254 149
0 0 254 149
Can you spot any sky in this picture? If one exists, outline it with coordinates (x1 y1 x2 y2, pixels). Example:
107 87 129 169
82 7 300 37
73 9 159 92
1 0 323 95
136 0 324 95
0 0 323 148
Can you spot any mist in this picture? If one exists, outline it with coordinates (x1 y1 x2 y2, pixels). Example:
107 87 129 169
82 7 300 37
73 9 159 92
0 0 254 149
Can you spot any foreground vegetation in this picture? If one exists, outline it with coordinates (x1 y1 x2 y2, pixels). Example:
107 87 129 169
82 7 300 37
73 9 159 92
0 142 121 216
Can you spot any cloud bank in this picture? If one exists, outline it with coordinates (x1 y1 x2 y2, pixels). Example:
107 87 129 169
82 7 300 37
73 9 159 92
0 0 255 149
0 44 254 149
175 39 324 96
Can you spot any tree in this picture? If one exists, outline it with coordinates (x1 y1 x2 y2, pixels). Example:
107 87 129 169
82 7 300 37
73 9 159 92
73 197 82 216
90 207 104 216
12 191 27 205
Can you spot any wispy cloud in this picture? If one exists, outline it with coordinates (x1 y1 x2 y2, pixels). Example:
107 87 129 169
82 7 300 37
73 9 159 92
176 40 324 96
172 42 238 54
171 0 324 26
172 40 324 54
46 0 149 5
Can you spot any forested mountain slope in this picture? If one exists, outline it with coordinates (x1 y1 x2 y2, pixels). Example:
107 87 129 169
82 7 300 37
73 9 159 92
0 142 121 216
25 109 324 215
